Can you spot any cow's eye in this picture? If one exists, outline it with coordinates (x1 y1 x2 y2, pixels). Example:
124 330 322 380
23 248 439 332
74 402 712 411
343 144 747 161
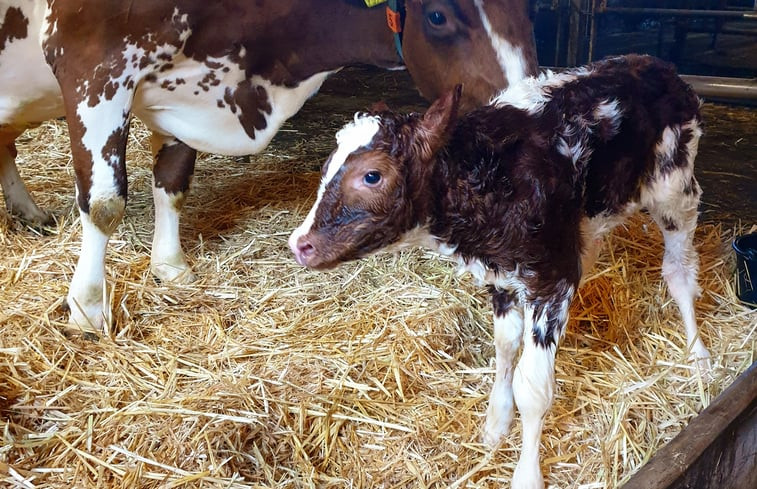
427 11 447 27
363 171 382 186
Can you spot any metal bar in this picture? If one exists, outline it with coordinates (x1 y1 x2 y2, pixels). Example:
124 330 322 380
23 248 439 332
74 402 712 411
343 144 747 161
600 7 757 19
539 66 757 101
680 75 757 100
686 26 757 37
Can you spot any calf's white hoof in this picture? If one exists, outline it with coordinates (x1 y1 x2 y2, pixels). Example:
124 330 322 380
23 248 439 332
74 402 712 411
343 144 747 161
482 410 514 449
512 463 545 489
689 341 712 377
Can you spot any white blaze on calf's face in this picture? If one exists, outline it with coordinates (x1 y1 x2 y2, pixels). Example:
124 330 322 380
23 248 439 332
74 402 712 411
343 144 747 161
288 114 381 260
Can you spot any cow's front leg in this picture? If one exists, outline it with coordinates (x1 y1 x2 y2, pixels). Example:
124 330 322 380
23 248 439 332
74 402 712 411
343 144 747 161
511 288 573 489
62 87 132 333
150 133 196 283
483 288 524 447
0 130 53 226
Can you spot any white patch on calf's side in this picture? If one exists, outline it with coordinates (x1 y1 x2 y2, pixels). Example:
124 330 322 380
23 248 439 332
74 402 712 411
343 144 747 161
289 114 380 251
556 135 588 166
593 98 623 137
654 125 681 167
473 0 526 85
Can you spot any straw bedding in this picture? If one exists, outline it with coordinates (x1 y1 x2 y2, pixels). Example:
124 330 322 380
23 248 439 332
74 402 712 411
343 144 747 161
0 112 754 488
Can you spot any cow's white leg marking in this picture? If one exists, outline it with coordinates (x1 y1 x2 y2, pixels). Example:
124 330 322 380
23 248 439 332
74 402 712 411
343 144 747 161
150 134 195 284
152 185 193 283
483 305 524 447
0 138 51 225
66 83 134 331
68 210 109 332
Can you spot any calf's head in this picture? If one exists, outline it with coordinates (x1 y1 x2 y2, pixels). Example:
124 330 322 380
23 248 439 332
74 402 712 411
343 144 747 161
289 86 462 269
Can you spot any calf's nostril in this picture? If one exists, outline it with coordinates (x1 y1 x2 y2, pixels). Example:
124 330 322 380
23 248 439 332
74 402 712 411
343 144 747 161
298 241 315 258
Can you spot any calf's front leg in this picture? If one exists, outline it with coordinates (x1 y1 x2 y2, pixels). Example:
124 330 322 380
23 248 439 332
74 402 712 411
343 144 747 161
484 289 524 447
511 292 572 489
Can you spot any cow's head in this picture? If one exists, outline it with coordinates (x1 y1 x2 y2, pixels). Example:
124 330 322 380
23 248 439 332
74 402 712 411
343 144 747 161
289 86 461 269
401 0 537 112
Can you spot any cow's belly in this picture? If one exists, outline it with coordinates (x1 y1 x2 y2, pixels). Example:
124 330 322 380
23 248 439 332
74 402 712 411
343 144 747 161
0 2 64 128
133 58 331 156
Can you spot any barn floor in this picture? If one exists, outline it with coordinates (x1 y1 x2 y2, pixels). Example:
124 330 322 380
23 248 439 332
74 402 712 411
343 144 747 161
0 67 755 489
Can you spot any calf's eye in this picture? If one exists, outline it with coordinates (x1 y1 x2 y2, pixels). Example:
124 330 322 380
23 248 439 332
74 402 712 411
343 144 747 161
427 11 447 26
363 171 382 186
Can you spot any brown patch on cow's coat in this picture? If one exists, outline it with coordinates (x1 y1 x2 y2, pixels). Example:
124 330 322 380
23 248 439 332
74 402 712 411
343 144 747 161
154 141 197 195
227 80 272 139
0 7 28 54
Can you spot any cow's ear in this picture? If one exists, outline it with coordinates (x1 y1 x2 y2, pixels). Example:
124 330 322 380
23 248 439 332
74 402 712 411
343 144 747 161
417 84 461 160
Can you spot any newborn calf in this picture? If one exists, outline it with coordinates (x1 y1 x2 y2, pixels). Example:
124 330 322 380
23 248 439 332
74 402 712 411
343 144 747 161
289 54 710 489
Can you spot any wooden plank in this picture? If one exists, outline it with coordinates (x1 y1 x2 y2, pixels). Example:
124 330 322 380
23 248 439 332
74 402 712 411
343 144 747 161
622 362 757 489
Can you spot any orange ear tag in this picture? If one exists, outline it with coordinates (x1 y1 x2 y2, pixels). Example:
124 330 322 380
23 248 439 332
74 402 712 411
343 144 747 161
386 6 402 33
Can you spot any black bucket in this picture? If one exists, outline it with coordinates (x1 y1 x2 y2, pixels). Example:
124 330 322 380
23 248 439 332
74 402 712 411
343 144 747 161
733 233 757 307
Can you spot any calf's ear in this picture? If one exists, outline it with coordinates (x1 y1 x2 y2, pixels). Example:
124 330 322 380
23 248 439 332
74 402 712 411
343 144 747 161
417 84 462 160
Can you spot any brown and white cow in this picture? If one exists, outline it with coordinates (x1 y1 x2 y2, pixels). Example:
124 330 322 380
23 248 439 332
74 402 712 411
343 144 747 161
0 0 538 332
289 54 711 489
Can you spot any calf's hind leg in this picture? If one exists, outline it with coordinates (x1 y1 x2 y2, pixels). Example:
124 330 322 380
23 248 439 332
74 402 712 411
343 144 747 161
643 121 710 370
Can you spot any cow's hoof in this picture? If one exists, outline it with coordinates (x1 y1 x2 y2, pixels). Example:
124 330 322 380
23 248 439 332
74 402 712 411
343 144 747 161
151 260 196 285
65 297 105 338
12 205 55 229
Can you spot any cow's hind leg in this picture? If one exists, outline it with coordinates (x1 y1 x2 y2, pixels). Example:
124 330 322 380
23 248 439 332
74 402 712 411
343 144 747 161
150 134 196 283
0 130 52 226
511 289 573 489
644 120 710 370
61 86 132 334
483 288 524 447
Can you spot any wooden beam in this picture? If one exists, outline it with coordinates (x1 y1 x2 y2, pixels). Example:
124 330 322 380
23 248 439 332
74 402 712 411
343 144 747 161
622 362 757 489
